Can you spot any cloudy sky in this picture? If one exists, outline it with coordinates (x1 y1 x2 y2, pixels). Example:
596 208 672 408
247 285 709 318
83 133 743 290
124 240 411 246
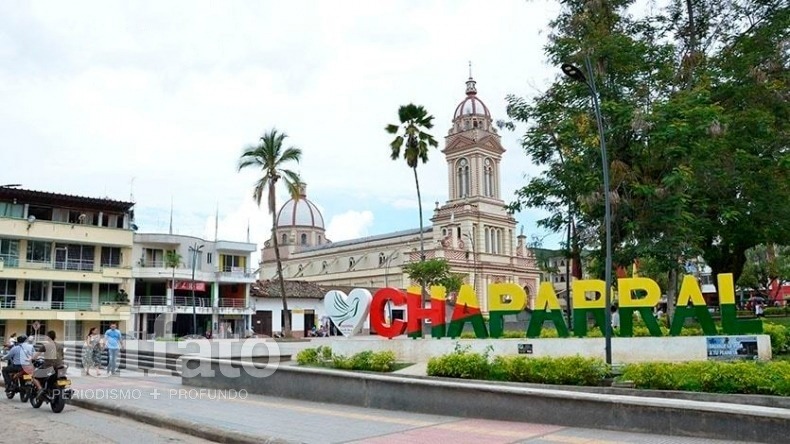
0 0 567 257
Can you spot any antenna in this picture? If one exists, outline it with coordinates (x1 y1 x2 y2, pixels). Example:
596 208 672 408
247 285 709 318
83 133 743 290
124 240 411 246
468 60 472 78
214 203 219 242
129 177 135 202
169 197 173 235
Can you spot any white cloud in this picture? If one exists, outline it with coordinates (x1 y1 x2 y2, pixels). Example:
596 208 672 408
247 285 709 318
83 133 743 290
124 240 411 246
326 211 374 242
0 0 567 247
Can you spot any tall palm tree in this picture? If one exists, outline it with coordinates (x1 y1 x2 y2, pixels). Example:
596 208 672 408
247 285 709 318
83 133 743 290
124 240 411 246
238 129 301 337
385 104 439 262
164 250 182 305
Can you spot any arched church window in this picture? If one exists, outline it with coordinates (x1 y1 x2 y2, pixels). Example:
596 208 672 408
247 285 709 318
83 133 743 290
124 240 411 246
318 235 322 244
349 257 355 270
321 261 328 272
456 158 469 198
379 253 386 267
484 158 494 197
442 228 447 237
301 233 307 245
473 121 478 129
484 227 491 253
281 233 287 244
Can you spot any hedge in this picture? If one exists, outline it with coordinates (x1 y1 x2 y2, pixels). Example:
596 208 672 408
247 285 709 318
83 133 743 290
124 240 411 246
296 346 397 372
621 360 790 396
427 347 790 395
427 346 609 386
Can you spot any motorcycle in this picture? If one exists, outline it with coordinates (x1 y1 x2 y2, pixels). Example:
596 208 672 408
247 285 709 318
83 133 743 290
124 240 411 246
4 368 33 402
1 353 33 403
29 358 72 413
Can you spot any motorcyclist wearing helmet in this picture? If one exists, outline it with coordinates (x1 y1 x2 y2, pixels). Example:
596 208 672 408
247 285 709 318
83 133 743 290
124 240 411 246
2 335 33 386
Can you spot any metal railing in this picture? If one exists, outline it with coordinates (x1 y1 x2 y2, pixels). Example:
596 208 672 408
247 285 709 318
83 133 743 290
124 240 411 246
0 300 99 311
54 259 95 272
218 298 246 308
135 295 168 306
173 296 210 307
0 254 19 267
218 266 255 277
138 260 166 268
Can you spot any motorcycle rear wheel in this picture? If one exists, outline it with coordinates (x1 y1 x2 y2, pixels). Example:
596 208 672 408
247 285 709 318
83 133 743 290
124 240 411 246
5 390 14 399
29 393 43 409
51 394 65 413
19 389 29 403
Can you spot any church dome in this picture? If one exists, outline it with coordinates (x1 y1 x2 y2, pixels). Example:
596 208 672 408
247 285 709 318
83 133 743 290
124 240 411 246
453 76 491 120
275 184 325 229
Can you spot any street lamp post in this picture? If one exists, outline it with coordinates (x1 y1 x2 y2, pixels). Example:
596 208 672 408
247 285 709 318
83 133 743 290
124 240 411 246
189 243 204 336
462 233 478 295
562 56 613 366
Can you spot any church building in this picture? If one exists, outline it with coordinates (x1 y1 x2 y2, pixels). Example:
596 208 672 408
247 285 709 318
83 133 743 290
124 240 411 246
254 74 541 335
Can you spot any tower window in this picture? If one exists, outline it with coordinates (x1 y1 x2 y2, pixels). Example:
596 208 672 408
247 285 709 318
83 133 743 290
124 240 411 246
456 158 469 198
301 233 307 245
484 158 494 197
281 233 287 244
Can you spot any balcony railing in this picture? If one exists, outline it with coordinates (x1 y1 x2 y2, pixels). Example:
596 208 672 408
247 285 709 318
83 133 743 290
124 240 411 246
217 266 255 278
0 254 19 267
54 259 95 272
138 260 166 268
174 296 210 307
135 295 167 306
218 298 246 308
0 299 99 311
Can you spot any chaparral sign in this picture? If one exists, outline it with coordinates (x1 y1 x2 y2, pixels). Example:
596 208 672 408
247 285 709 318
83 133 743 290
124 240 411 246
324 273 763 338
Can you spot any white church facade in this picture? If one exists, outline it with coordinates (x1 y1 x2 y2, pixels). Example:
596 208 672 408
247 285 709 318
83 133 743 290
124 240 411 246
255 74 541 335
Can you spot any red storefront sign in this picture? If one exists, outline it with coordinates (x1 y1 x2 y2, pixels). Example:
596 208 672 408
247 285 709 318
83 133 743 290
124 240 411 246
169 281 207 292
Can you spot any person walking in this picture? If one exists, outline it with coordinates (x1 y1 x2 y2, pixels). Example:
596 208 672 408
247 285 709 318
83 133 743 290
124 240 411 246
103 323 124 376
82 327 103 376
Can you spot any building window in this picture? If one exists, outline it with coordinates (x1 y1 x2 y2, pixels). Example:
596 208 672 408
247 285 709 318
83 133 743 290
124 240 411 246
26 241 52 264
456 158 469 198
27 320 47 338
0 279 16 308
378 253 386 266
301 233 308 245
55 243 95 271
220 255 245 273
321 261 328 273
206 252 212 264
281 233 287 244
484 158 494 197
24 281 47 302
318 235 322 244
0 238 19 267
0 202 24 218
99 283 120 305
100 247 122 268
349 258 355 270
441 228 447 237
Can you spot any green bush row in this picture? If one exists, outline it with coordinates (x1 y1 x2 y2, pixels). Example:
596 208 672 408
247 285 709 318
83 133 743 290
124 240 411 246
621 360 790 396
296 346 397 372
426 347 608 386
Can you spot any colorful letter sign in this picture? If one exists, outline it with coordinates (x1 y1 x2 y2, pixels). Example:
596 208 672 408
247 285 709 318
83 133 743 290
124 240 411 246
326 273 763 338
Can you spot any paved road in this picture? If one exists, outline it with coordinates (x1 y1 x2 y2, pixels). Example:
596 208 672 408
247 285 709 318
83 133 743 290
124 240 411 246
62 369 758 444
0 391 213 444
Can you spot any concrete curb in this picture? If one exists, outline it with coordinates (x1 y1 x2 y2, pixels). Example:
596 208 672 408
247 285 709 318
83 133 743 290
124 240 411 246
183 357 790 443
70 397 298 444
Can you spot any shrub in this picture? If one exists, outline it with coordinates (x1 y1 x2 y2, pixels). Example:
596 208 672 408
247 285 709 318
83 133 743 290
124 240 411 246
459 332 476 339
491 355 607 386
427 349 491 380
368 351 396 372
764 307 788 317
763 323 789 355
502 330 525 338
297 347 397 372
621 360 790 396
296 347 320 365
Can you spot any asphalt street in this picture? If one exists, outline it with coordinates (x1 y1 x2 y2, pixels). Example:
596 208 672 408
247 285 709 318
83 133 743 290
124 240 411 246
0 392 213 444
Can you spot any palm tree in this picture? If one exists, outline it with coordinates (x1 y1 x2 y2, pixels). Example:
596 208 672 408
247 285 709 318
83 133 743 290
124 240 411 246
164 250 182 306
238 129 301 337
385 104 439 262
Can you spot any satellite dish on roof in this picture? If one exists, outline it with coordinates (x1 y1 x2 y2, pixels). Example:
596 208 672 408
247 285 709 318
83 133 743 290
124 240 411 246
27 215 36 224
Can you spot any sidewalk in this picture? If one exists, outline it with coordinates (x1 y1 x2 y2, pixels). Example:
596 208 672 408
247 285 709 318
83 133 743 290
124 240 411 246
64 368 755 444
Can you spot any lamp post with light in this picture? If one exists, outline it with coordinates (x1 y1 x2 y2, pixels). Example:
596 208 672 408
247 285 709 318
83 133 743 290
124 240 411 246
189 242 204 336
561 57 613 366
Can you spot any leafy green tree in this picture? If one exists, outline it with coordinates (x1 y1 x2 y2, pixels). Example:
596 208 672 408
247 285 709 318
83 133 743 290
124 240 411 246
238 129 302 337
402 259 464 294
738 245 790 299
385 104 439 262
